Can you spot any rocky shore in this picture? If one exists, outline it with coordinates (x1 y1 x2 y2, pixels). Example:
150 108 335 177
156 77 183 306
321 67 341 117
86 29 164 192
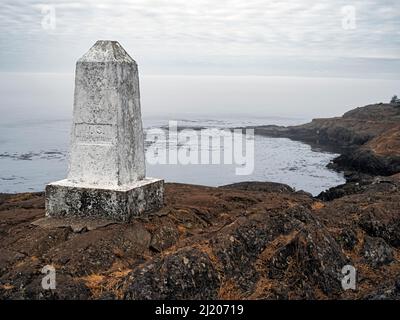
0 102 399 300
252 103 400 176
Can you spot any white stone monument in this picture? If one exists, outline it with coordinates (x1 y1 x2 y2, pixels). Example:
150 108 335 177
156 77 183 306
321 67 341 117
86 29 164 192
45 40 164 222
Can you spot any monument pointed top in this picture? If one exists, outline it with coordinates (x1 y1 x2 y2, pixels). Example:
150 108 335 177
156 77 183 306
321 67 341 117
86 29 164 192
78 40 136 63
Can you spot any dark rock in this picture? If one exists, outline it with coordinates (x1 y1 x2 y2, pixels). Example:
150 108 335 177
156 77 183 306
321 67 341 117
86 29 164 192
220 181 295 193
210 208 306 293
337 228 358 251
332 150 400 176
359 214 400 248
124 248 220 300
211 218 272 293
267 226 348 297
25 275 91 300
211 206 347 297
317 182 364 201
0 258 90 300
318 175 399 201
363 277 400 300
362 236 393 267
150 224 179 252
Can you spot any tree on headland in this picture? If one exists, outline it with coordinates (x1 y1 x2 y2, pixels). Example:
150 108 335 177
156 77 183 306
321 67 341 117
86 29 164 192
390 95 400 105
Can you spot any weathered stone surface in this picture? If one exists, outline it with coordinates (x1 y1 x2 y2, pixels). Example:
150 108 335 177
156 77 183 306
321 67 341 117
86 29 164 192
358 201 400 248
45 40 164 220
363 278 400 300
362 236 394 267
69 40 145 186
220 181 295 193
337 228 358 251
124 248 220 300
46 178 164 222
149 224 179 252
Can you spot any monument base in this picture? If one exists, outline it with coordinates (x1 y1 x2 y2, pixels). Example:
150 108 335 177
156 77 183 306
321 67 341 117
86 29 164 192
45 178 164 222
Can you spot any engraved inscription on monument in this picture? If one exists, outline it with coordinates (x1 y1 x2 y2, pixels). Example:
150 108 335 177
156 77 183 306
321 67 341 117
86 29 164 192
74 123 113 144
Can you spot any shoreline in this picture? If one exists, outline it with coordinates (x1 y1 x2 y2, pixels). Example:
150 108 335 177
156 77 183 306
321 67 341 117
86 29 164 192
245 103 400 179
1 102 399 198
1 123 345 196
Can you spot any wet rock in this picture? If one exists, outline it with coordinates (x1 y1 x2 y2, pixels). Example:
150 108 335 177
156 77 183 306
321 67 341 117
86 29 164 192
317 174 399 201
317 182 365 201
362 236 393 267
220 181 295 193
332 150 400 176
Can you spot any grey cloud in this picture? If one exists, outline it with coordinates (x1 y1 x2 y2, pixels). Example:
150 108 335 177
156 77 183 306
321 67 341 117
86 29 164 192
0 0 399 77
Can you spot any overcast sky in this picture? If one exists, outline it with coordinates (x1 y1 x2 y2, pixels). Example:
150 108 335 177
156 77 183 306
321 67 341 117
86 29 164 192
0 1 399 119
1 0 399 78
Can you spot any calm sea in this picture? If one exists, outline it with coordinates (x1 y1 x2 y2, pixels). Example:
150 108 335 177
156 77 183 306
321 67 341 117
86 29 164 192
0 115 345 196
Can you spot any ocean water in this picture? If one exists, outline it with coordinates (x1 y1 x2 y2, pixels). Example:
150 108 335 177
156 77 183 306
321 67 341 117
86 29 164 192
0 115 345 196
2 72 397 196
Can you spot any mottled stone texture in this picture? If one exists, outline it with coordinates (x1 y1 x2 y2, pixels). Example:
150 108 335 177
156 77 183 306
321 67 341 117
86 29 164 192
45 40 164 221
69 40 144 186
46 178 164 222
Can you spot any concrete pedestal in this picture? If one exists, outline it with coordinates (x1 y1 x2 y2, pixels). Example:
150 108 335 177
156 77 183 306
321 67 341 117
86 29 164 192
46 178 164 222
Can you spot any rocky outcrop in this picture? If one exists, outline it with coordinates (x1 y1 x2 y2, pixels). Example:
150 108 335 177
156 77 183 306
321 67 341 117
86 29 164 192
0 181 399 300
362 236 393 267
252 103 400 176
330 125 400 176
219 181 295 193
124 248 220 300
363 279 400 300
317 175 399 201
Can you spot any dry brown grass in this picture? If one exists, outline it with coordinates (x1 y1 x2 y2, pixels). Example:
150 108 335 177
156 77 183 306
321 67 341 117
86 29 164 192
367 125 400 156
311 201 325 211
218 279 244 299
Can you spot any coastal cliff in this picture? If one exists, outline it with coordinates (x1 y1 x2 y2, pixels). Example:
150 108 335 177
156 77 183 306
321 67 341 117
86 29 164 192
253 103 400 176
